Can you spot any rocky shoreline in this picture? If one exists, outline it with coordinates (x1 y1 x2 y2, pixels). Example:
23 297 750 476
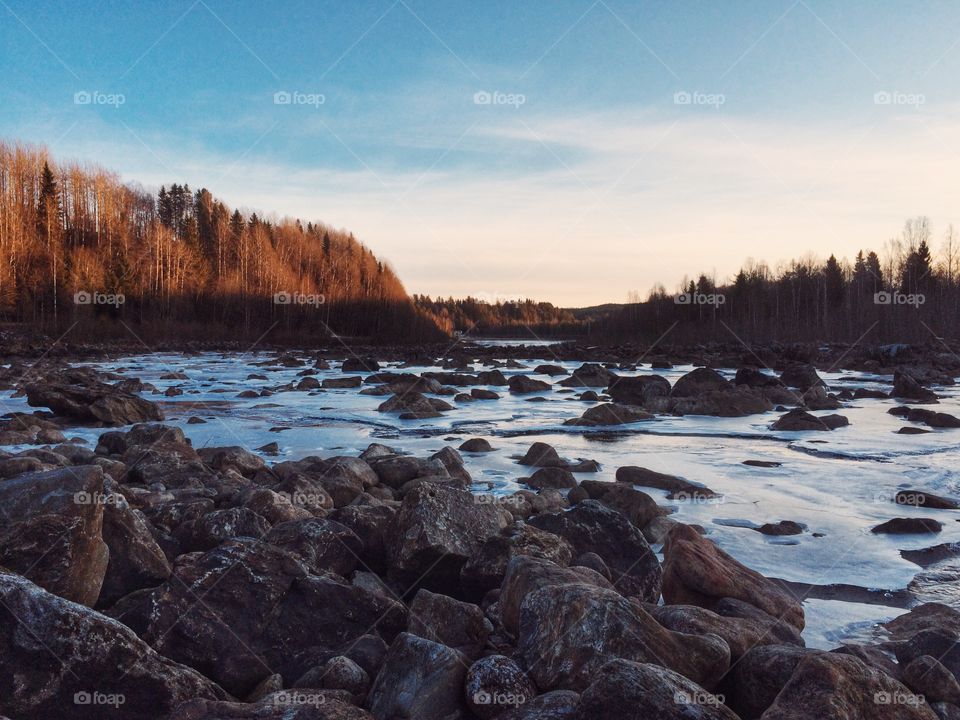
0 344 959 719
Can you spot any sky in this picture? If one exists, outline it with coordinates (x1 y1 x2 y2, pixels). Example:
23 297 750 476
3 0 960 306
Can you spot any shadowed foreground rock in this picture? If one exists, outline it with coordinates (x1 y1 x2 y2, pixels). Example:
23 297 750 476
0 465 109 606
575 659 739 719
26 368 164 425
517 580 730 691
0 570 224 719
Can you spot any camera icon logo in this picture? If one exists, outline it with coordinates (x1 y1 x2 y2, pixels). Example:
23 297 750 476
274 91 292 105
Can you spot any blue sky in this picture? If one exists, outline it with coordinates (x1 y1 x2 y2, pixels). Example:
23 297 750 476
4 0 960 305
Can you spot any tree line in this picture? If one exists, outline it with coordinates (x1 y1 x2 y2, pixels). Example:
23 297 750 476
413 295 580 337
0 140 442 343
596 216 960 344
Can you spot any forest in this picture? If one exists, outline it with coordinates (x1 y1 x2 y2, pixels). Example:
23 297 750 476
0 140 442 344
596 216 958 345
413 295 580 337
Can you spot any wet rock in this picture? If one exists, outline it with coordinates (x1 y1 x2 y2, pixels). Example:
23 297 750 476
329 504 396 574
25 369 164 425
466 655 537 719
460 438 494 452
0 465 109 606
198 445 267 477
872 518 942 534
517 581 730 691
509 375 552 394
616 465 719 500
906 407 960 428
756 520 804 536
534 364 566 376
576 659 739 719
496 690 578 719
367 633 468 720
671 367 731 397
563 403 653 426
771 408 849 431
388 484 502 597
662 523 805 631
743 459 782 467
0 570 225 718
528 500 661 601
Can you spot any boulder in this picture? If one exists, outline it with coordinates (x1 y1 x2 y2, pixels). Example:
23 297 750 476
558 364 618 388
460 438 494 453
607 374 671 406
662 523 805 631
575 659 739 719
367 633 468 720
761 652 938 720
0 570 224 719
98 491 172 607
563 403 653 426
408 589 491 660
466 655 537 720
722 644 817 718
779 363 824 392
107 538 406 696
903 655 960 705
0 465 109 606
872 518 942 535
388 484 501 597
498 691 579 720
517 442 565 468
25 369 163 425
616 466 719 501
894 370 938 402
509 376 552 394
264 518 363 577
771 409 849 431
524 467 577 490
671 367 731 397
460 524 575 601
517 582 730 691
528 501 661 601
577 481 664 530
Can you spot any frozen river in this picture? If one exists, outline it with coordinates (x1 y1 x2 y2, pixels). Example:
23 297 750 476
3 348 958 650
